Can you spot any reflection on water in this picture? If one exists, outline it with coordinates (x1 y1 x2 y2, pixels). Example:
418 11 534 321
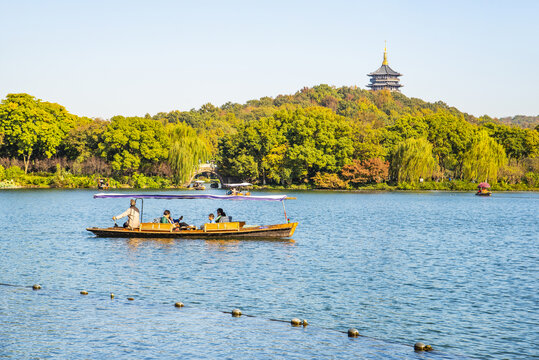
124 237 295 251
0 189 537 359
125 237 176 249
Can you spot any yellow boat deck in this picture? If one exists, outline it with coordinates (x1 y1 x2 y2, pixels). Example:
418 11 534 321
87 222 297 239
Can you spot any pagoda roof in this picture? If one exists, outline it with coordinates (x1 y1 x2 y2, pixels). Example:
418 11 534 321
368 64 402 76
367 83 403 88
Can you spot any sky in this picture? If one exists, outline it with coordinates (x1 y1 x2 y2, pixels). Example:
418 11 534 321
0 0 538 119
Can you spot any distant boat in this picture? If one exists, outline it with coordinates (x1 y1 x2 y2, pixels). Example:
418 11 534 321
224 182 252 196
97 178 110 190
192 180 206 190
476 182 492 196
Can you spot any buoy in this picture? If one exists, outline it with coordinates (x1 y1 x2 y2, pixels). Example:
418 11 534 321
110 293 114 299
32 284 41 290
302 319 309 326
127 297 134 301
174 302 184 308
348 328 360 337
414 342 427 351
291 318 302 326
232 309 242 317
80 290 88 295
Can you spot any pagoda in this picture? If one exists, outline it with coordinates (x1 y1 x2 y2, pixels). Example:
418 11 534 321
367 44 403 91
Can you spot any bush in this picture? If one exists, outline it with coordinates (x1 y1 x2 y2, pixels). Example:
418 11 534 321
448 180 476 191
311 172 348 189
20 174 52 187
498 163 525 184
396 182 414 190
418 181 444 190
341 158 389 185
4 166 25 180
360 182 391 190
131 172 172 189
524 172 539 188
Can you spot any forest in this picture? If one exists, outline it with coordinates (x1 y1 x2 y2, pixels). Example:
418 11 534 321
0 86 538 190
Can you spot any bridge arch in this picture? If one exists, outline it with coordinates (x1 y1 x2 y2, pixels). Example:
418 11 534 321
185 163 225 187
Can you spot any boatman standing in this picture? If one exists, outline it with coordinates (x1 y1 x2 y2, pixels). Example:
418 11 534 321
113 199 140 229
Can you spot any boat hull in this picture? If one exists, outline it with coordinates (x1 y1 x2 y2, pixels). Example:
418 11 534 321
87 222 297 239
475 192 492 196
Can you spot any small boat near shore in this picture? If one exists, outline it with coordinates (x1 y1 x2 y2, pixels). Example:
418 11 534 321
192 180 206 190
224 182 252 196
87 193 297 239
476 182 492 196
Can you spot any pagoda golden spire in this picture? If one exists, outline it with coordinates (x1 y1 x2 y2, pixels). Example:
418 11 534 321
382 41 388 65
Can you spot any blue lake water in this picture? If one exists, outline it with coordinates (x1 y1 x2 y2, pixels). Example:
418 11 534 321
0 189 537 359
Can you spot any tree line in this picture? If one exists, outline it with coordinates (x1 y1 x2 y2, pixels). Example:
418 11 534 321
0 86 538 189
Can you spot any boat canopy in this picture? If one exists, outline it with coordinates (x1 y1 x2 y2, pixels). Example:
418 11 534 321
93 193 290 201
223 182 252 187
478 182 490 188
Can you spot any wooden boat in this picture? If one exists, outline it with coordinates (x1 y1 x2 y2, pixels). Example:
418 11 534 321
193 180 206 190
475 182 492 196
87 222 297 239
224 182 252 196
97 178 110 190
87 193 297 239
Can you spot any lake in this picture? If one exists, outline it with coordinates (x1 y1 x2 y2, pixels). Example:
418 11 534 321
0 189 537 359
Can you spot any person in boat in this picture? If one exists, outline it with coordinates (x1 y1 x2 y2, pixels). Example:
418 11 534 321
215 208 227 223
160 210 174 224
199 213 216 230
170 214 190 229
113 199 140 229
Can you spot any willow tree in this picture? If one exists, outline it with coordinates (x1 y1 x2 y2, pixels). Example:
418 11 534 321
390 137 437 183
462 130 507 183
168 123 210 185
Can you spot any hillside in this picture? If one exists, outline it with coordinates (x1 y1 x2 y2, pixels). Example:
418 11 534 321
0 86 538 189
498 115 539 129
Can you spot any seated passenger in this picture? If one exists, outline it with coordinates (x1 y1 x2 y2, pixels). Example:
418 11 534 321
161 210 174 224
172 214 190 228
215 208 228 223
199 213 215 230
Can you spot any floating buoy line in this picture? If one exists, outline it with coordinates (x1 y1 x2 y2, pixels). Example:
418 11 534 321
1 282 435 353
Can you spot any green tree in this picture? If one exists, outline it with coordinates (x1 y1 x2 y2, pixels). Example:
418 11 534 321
483 123 539 162
525 129 539 158
168 122 211 184
59 118 107 161
218 114 286 184
380 115 429 157
424 113 474 178
390 138 437 183
462 130 507 183
280 106 354 183
262 144 289 184
0 93 74 173
100 116 169 174
351 123 387 161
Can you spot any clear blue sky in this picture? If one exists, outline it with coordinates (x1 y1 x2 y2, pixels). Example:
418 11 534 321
1 0 537 119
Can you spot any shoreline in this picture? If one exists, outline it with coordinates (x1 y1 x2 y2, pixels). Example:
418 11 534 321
1 183 537 192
